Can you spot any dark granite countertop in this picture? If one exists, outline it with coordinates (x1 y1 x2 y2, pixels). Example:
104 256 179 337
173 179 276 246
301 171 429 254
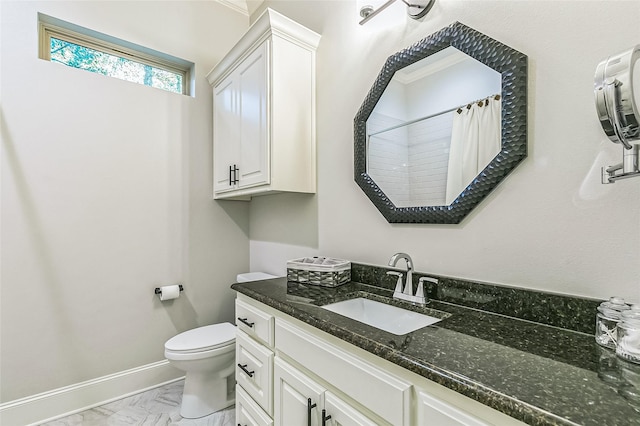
231 278 640 426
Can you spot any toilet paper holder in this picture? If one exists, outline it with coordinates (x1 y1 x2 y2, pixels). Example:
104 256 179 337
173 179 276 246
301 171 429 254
154 284 184 295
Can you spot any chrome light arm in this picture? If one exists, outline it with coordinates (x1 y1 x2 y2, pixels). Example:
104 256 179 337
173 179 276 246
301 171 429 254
359 0 435 25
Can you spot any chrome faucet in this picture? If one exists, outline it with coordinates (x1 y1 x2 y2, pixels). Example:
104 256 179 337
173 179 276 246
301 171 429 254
388 253 430 305
388 252 414 296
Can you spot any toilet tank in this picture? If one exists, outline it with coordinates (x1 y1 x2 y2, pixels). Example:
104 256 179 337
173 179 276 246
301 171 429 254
236 272 278 282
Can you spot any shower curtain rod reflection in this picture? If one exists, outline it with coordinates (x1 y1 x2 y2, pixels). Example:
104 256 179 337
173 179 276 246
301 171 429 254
369 94 501 137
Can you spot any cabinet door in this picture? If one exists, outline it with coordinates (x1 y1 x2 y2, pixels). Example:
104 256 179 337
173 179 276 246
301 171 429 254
323 391 380 426
418 391 489 426
274 357 325 426
213 73 239 194
237 385 274 426
237 330 274 415
237 41 269 189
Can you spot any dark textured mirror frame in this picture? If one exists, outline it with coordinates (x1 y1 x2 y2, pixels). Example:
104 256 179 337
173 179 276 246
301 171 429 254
354 22 528 224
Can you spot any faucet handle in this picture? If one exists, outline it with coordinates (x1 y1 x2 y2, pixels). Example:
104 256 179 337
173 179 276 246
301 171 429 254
386 271 404 294
417 277 438 302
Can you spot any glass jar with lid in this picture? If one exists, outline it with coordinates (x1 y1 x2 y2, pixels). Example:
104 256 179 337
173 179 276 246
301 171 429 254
616 305 640 364
596 297 631 349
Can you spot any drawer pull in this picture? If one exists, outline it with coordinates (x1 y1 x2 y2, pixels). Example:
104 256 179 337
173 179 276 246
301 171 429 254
237 363 255 377
322 409 332 426
237 317 255 328
307 398 317 426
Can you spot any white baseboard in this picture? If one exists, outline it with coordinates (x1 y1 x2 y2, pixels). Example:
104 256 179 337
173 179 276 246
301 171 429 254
0 360 183 426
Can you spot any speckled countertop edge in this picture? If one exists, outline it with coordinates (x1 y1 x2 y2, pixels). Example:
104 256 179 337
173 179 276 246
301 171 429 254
231 279 640 426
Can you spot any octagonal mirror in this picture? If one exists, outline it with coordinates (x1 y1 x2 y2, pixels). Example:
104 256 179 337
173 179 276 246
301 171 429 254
354 22 528 224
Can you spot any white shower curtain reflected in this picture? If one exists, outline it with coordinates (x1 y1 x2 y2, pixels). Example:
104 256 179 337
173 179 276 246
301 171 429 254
446 97 501 205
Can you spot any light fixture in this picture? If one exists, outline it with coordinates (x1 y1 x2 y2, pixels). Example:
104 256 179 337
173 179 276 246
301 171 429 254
595 45 640 183
359 0 435 25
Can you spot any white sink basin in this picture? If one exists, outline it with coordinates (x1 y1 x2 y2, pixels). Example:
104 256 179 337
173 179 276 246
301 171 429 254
321 297 442 335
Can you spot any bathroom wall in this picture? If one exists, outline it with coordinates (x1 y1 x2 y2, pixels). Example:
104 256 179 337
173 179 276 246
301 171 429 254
1 1 250 402
249 1 640 303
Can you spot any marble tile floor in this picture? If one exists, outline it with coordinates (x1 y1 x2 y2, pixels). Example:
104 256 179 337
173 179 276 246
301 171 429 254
39 380 235 426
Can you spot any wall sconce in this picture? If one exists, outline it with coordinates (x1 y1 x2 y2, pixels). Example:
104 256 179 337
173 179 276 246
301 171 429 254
595 45 640 183
359 0 435 25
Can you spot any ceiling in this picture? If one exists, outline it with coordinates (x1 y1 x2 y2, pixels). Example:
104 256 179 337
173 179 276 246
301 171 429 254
216 0 265 17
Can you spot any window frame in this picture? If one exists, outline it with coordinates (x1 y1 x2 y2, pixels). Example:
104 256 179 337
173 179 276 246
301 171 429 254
38 14 193 96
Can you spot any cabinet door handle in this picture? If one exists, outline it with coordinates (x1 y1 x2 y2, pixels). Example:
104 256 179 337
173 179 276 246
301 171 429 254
229 165 233 186
307 398 317 426
233 164 239 184
322 409 332 426
237 317 255 328
237 363 255 377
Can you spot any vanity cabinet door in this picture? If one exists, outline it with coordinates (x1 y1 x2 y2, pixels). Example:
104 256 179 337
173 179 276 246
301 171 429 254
418 390 489 426
323 391 380 426
236 330 274 415
237 385 274 426
274 357 325 426
275 318 411 426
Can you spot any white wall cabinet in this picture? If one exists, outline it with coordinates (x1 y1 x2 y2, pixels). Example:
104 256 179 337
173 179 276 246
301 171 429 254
235 294 527 426
207 8 321 200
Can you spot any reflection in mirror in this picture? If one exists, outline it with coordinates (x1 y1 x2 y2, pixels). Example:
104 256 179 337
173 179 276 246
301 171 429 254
354 21 528 224
366 47 501 207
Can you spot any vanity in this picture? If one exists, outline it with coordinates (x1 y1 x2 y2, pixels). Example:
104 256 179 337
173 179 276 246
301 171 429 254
231 271 640 426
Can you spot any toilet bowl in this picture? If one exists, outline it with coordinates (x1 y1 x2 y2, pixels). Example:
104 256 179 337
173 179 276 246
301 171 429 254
165 272 277 418
165 322 236 418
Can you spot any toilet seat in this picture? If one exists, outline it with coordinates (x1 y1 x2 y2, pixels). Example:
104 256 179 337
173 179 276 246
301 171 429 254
165 322 235 354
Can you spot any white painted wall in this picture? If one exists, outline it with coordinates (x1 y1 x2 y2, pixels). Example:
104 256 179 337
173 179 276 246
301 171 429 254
1 1 250 402
249 0 640 303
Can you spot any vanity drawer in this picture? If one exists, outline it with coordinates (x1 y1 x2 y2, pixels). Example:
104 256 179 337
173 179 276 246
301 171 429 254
236 298 275 347
237 329 274 416
237 385 273 426
275 318 411 426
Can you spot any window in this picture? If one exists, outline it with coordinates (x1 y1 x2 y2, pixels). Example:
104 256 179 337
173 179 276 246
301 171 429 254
38 13 193 96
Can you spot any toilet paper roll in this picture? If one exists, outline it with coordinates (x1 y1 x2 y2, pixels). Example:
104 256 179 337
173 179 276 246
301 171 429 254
158 285 181 301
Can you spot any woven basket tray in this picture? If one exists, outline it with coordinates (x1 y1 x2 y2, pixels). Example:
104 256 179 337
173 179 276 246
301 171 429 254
286 257 351 287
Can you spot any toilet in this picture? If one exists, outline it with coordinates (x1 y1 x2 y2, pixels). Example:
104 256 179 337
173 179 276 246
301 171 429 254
164 272 277 419
165 322 236 418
